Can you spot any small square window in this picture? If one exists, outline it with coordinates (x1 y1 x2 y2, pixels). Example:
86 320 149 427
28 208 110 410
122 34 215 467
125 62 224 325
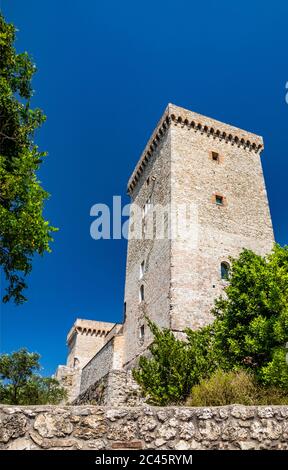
216 195 224 206
212 151 220 162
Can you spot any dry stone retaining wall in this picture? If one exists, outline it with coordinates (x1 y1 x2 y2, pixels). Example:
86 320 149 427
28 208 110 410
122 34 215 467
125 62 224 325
1 405 288 450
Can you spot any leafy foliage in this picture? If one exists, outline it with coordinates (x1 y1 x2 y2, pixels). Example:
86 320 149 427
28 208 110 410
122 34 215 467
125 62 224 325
0 348 66 405
133 245 288 404
132 318 215 405
0 14 57 304
187 369 288 406
213 245 288 386
259 347 288 388
187 369 258 406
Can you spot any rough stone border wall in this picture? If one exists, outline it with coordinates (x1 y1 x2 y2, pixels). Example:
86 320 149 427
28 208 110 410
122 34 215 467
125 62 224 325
1 405 288 450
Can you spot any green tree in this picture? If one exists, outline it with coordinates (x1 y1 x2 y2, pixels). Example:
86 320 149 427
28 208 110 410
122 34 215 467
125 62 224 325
0 348 66 405
0 14 57 304
213 244 288 387
133 245 288 404
133 318 215 405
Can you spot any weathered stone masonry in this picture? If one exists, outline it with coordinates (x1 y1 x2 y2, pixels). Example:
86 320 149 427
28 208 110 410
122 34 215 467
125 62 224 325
1 405 288 450
56 103 274 404
125 103 274 365
74 371 143 407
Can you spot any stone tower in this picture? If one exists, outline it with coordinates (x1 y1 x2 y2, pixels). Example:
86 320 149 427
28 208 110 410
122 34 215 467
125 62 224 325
56 103 275 404
55 319 117 402
122 103 274 368
66 319 116 369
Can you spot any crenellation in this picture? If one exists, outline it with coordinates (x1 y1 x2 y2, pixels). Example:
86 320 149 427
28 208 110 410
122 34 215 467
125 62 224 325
127 103 264 194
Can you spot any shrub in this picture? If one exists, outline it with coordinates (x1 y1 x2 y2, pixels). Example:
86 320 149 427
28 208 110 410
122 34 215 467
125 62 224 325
132 319 215 405
259 347 288 388
134 245 288 405
212 245 288 388
187 369 257 406
187 369 288 406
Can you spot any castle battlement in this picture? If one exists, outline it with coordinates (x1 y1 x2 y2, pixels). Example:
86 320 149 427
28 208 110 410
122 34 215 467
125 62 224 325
65 319 118 370
127 103 264 194
67 319 116 345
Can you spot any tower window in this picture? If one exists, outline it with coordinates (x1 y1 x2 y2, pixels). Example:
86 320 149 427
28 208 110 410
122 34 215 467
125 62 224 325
221 262 230 280
216 195 224 206
212 193 226 206
143 196 152 218
139 325 145 339
73 357 80 368
140 260 145 279
139 284 144 302
146 177 150 186
212 151 220 162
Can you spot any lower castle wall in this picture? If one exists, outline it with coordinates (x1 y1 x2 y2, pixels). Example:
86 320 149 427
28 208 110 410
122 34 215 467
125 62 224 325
80 341 114 394
80 335 125 395
1 405 288 450
74 370 144 406
55 365 82 403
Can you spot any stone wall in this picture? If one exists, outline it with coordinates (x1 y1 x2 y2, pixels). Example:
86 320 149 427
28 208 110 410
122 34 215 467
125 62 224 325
80 335 124 395
55 365 82 403
75 371 143 407
1 405 288 450
80 339 114 394
169 105 274 331
123 125 172 369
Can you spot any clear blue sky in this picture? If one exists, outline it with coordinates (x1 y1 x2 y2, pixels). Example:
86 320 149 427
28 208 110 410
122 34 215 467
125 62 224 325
1 0 288 376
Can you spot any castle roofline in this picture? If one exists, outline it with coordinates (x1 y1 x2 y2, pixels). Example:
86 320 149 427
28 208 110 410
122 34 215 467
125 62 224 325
66 318 117 345
127 103 264 194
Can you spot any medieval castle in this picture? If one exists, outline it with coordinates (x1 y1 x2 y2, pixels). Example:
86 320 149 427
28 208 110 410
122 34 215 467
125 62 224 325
55 103 274 404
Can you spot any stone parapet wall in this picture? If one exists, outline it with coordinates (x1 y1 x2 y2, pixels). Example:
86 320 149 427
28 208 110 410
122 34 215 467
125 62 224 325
1 405 288 450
